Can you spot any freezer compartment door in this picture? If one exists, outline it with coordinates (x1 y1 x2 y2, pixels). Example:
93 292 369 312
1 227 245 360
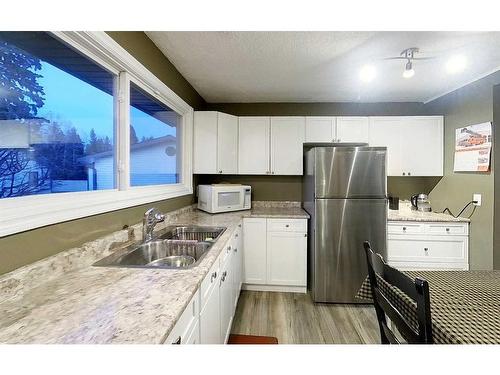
314 147 386 198
313 198 387 303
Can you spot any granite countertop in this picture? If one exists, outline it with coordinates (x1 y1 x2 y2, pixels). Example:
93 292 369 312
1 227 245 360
388 202 470 223
0 203 308 344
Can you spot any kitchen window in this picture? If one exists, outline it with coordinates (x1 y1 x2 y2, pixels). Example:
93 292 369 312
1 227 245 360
0 32 116 198
0 32 193 237
129 82 181 187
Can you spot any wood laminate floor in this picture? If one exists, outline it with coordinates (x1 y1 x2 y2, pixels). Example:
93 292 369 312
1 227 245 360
231 290 381 344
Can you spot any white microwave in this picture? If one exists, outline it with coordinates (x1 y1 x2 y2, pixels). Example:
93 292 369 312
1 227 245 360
197 184 251 214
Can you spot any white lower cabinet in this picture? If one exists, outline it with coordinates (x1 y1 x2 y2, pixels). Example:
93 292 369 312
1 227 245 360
243 218 308 292
219 250 234 344
242 218 267 284
387 221 469 270
267 231 307 286
163 290 200 344
167 223 243 345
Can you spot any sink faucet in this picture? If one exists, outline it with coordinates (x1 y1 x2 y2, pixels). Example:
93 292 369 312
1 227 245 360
142 208 165 242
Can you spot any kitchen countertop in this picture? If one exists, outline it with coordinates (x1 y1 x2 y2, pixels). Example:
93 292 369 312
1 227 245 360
0 204 308 344
387 201 470 223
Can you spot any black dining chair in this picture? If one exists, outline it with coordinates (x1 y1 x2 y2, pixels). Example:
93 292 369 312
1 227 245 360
363 241 433 344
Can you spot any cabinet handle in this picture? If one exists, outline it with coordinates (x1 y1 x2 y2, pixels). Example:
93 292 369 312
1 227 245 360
402 227 407 231
272 171 275 175
304 233 307 237
238 224 242 228
408 172 411 176
227 246 231 253
285 224 290 228
235 233 238 238
402 172 406 176
234 247 238 252
211 271 217 283
424 247 429 252
446 228 450 232
219 170 222 174
172 336 181 345
338 139 341 142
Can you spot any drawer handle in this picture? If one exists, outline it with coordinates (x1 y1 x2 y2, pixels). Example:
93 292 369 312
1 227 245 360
424 247 429 252
211 271 217 283
285 224 290 228
234 247 238 252
446 228 450 232
173 336 181 345
402 227 407 231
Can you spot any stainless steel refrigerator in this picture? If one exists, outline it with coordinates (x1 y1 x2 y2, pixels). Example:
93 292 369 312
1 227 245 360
303 144 387 303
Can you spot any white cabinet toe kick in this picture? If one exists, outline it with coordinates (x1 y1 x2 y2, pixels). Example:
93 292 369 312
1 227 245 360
387 221 469 271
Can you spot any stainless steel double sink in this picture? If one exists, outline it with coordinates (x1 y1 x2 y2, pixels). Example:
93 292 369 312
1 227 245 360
93 225 226 270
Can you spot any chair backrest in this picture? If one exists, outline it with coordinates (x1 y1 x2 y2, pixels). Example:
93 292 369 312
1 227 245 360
363 241 433 344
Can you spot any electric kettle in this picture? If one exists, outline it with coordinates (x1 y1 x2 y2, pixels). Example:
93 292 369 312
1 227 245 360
410 193 432 212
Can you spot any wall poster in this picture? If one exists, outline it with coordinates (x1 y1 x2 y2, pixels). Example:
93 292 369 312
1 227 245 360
454 122 492 172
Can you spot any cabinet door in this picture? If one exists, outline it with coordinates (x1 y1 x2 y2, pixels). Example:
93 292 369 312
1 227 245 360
305 116 335 142
336 117 370 143
184 318 200 344
217 112 238 174
199 283 221 344
232 225 243 309
193 111 217 174
270 117 305 175
219 255 234 344
369 117 403 176
238 117 270 174
242 218 267 284
266 231 307 286
402 116 443 176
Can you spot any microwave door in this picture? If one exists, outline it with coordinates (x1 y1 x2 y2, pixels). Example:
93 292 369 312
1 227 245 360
217 190 242 212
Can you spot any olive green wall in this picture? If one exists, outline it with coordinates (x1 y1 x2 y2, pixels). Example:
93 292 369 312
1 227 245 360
202 101 442 200
424 71 500 270
0 32 206 276
106 31 206 109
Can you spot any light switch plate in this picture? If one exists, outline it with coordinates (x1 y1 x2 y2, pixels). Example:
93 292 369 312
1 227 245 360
473 194 482 206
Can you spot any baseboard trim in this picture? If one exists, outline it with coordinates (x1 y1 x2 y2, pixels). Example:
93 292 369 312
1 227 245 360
242 284 307 293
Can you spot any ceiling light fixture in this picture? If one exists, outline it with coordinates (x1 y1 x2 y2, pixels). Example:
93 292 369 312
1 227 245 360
446 55 467 74
359 65 376 83
403 60 415 78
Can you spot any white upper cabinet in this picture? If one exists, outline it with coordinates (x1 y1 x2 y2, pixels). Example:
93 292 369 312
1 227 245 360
336 116 370 143
369 117 404 176
305 116 336 142
369 116 443 176
403 117 443 176
193 111 238 174
270 117 305 175
217 112 238 174
193 111 218 174
238 117 271 174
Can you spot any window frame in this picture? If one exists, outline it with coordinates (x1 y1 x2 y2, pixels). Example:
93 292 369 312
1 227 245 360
0 32 193 237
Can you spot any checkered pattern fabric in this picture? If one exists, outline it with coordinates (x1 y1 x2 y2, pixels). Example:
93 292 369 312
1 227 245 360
356 270 500 344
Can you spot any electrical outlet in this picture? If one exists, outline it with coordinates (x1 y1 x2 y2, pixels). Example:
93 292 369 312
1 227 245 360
473 194 482 206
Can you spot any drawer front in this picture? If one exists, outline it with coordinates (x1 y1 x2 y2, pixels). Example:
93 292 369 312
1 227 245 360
267 218 307 233
387 236 468 264
426 223 468 236
388 222 424 235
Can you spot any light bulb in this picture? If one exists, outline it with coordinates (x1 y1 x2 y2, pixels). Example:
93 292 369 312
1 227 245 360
359 65 376 83
446 55 467 74
403 68 415 78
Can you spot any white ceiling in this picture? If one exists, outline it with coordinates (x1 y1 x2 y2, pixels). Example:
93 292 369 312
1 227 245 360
145 31 500 103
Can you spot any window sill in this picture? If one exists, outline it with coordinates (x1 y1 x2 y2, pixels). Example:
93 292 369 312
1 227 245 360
0 184 193 237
